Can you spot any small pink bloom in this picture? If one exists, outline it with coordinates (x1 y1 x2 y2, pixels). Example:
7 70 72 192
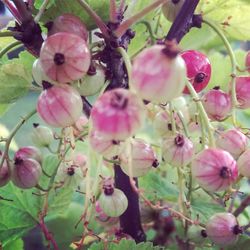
37 84 83 128
181 50 211 94
91 88 145 140
206 213 241 246
216 129 248 159
15 146 42 164
120 138 158 177
237 149 250 178
235 76 250 109
48 13 88 41
40 32 91 83
162 134 194 167
202 87 232 121
12 158 42 189
0 160 11 187
131 45 186 103
192 148 238 192
89 130 123 159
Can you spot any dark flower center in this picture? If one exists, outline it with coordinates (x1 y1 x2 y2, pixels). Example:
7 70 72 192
233 225 243 235
152 159 159 168
195 72 206 83
219 166 232 179
172 0 180 4
14 157 23 165
201 230 208 238
54 53 65 65
174 134 185 147
110 92 128 110
67 167 75 176
104 186 114 195
112 140 120 145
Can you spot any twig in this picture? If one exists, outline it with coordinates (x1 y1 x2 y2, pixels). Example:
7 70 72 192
0 41 22 58
165 0 201 42
115 0 167 37
233 195 250 217
0 109 37 170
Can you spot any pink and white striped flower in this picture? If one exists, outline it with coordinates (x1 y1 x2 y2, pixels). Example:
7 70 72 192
192 148 238 192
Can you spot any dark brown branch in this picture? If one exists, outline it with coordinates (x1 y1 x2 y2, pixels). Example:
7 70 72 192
165 0 201 43
114 165 146 242
234 195 250 217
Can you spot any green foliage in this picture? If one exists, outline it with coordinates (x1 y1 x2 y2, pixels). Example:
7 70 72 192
45 202 85 250
140 171 179 202
0 103 11 117
207 49 248 90
40 155 74 215
225 235 250 250
0 63 31 104
199 0 250 40
89 238 165 250
39 0 110 30
191 198 225 223
0 183 42 246
4 238 24 250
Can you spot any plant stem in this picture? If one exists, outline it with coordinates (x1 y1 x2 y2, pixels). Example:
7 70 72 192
177 111 189 137
0 31 16 37
137 21 158 44
165 0 200 42
186 80 215 147
233 195 250 217
0 41 22 58
202 18 238 125
117 47 132 85
109 0 117 23
0 109 36 170
77 0 109 38
169 102 177 135
12 0 33 22
2 0 22 24
115 0 167 38
34 0 50 23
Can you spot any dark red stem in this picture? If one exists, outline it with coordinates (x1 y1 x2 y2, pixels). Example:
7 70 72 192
39 214 59 250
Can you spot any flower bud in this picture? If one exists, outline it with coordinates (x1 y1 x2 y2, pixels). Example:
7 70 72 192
0 160 11 187
162 134 194 167
192 148 238 192
15 146 42 164
91 88 145 140
206 213 241 246
216 129 248 159
31 123 53 147
120 138 158 177
237 148 250 178
12 157 42 189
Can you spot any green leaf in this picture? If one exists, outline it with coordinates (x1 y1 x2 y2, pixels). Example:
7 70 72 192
40 155 74 215
225 235 250 250
34 0 55 9
89 239 164 250
0 103 11 117
0 63 31 104
140 171 179 202
199 0 250 40
0 183 42 246
48 187 74 215
39 0 110 30
207 49 248 91
4 238 24 250
191 199 225 223
45 202 86 250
